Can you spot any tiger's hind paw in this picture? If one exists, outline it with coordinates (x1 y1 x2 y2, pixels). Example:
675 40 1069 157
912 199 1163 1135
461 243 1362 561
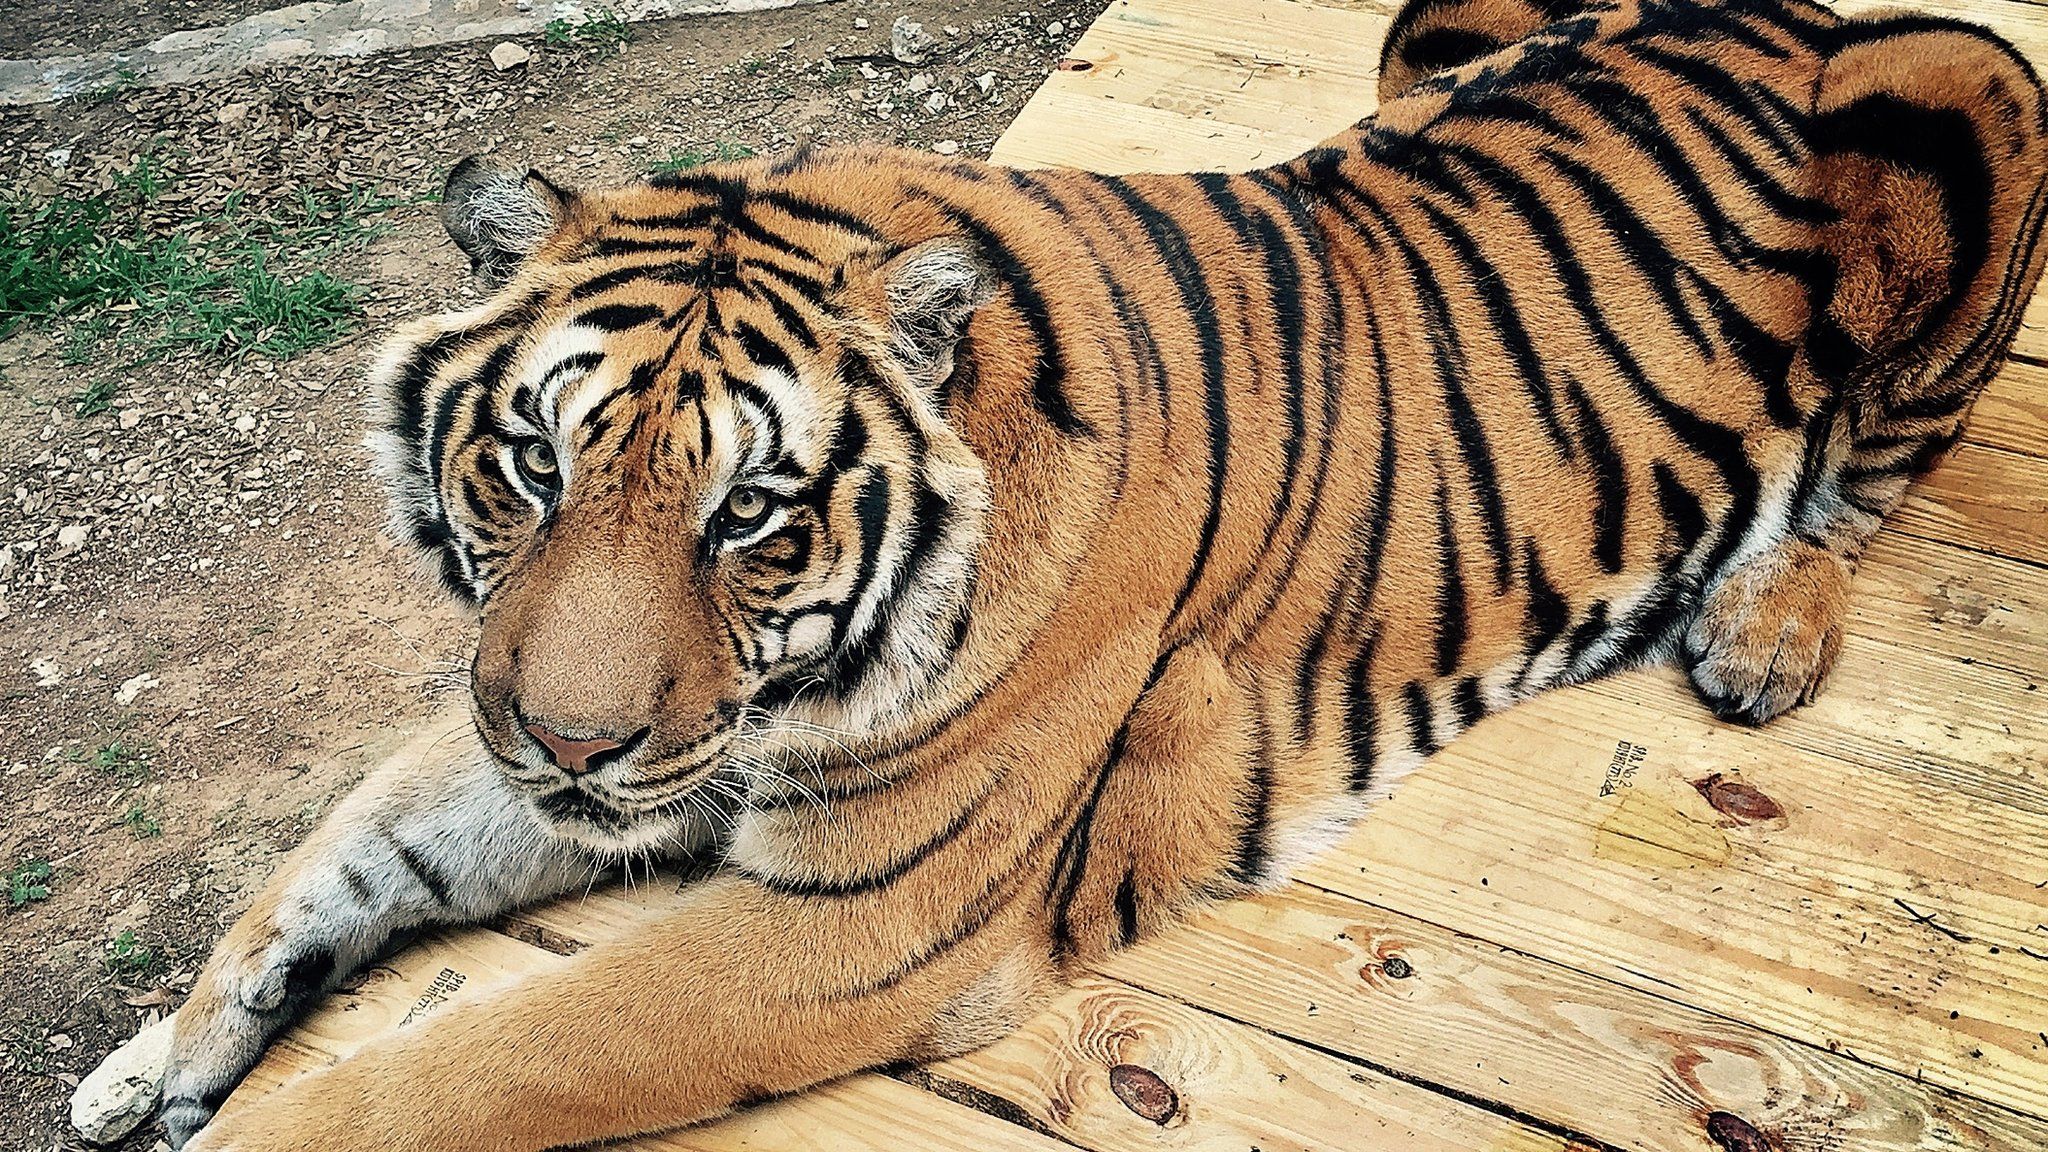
1683 543 1851 726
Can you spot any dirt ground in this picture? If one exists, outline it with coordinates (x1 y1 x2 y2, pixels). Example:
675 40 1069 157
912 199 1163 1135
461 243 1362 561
0 2 1103 1147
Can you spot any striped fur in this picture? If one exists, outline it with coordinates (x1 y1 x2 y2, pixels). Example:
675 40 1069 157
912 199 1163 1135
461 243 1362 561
168 1 2048 1148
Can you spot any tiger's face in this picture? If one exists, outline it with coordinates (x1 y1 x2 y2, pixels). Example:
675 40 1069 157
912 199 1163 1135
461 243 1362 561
368 157 993 850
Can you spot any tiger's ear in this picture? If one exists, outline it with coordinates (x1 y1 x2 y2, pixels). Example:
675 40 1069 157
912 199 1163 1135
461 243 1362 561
880 237 995 386
440 156 576 284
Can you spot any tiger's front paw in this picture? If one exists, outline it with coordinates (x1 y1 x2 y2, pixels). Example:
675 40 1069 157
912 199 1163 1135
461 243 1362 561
160 929 347 1148
1683 542 1850 726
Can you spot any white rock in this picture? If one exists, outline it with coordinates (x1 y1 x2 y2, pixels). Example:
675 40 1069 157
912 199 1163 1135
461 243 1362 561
924 90 947 114
232 413 257 434
890 15 933 63
490 41 532 71
56 524 88 553
70 1013 177 1146
854 16 869 29
114 673 160 707
31 658 63 688
215 101 249 125
1048 20 1066 35
975 71 996 95
906 72 932 93
933 139 961 155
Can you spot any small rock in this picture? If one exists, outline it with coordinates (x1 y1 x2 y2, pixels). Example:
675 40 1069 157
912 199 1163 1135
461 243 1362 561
114 673 160 707
56 524 88 554
975 71 997 95
854 16 869 29
906 72 933 94
31 658 62 688
1048 20 1066 36
118 408 143 430
215 102 249 125
490 41 532 71
70 1013 177 1146
890 15 933 63
46 148 71 169
932 140 961 155
924 90 948 114
232 414 257 434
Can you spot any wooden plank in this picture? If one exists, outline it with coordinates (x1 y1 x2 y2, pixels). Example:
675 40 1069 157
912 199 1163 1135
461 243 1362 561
1969 361 2048 458
992 0 1392 173
509 884 1583 1151
1295 675 2048 1119
1895 442 2048 567
930 977 1576 1152
224 919 1066 1151
1092 883 2048 1152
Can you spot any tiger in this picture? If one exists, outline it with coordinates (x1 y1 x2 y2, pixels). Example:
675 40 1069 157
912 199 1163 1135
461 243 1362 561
161 0 2048 1147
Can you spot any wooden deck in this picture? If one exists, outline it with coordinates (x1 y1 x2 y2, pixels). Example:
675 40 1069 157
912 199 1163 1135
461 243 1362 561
230 1 2048 1148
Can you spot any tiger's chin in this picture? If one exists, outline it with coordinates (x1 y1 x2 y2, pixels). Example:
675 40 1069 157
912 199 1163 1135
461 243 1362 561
527 785 721 858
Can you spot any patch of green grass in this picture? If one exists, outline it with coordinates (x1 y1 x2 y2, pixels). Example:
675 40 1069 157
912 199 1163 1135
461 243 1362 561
122 800 162 839
0 153 388 368
102 930 160 979
59 314 110 366
7 860 52 908
81 739 151 783
648 141 758 176
73 375 118 417
544 6 632 53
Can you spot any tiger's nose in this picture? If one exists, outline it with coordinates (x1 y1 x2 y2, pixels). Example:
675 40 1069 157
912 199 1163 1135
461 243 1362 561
520 719 641 776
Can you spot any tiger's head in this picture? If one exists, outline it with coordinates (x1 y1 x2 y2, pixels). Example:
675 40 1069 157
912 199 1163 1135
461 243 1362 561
368 155 995 851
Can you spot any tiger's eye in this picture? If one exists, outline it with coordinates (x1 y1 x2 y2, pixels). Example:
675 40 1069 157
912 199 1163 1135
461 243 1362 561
517 440 558 480
723 486 770 525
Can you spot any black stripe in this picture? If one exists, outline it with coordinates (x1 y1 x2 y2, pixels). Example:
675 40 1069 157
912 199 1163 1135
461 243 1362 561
1452 676 1485 729
1402 681 1441 757
1343 631 1381 791
1412 197 1574 458
1233 692 1275 884
388 836 451 906
1651 462 1708 563
1115 869 1142 946
574 303 664 332
1099 178 1231 634
1432 472 1468 675
744 786 987 898
1563 375 1628 574
911 190 1094 437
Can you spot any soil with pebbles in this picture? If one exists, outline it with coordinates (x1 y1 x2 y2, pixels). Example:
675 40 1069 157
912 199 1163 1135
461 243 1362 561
0 2 1100 1148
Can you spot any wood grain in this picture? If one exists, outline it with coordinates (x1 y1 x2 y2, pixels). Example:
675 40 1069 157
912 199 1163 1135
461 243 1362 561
1095 884 2048 1152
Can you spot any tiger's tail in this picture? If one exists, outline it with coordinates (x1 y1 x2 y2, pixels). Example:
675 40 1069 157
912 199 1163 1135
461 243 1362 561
1802 15 2048 445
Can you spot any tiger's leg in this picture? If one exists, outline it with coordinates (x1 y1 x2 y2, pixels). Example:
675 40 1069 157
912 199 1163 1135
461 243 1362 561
1685 17 2048 725
160 740 640 1148
181 875 1058 1152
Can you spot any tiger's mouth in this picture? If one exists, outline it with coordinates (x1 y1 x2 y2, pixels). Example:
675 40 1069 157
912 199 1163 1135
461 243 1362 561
532 785 642 836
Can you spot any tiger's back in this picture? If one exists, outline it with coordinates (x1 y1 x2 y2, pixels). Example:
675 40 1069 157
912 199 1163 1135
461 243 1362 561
943 0 2048 936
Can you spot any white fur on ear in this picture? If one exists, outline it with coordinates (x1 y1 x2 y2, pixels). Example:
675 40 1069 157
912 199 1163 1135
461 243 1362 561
883 237 995 383
441 156 572 282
